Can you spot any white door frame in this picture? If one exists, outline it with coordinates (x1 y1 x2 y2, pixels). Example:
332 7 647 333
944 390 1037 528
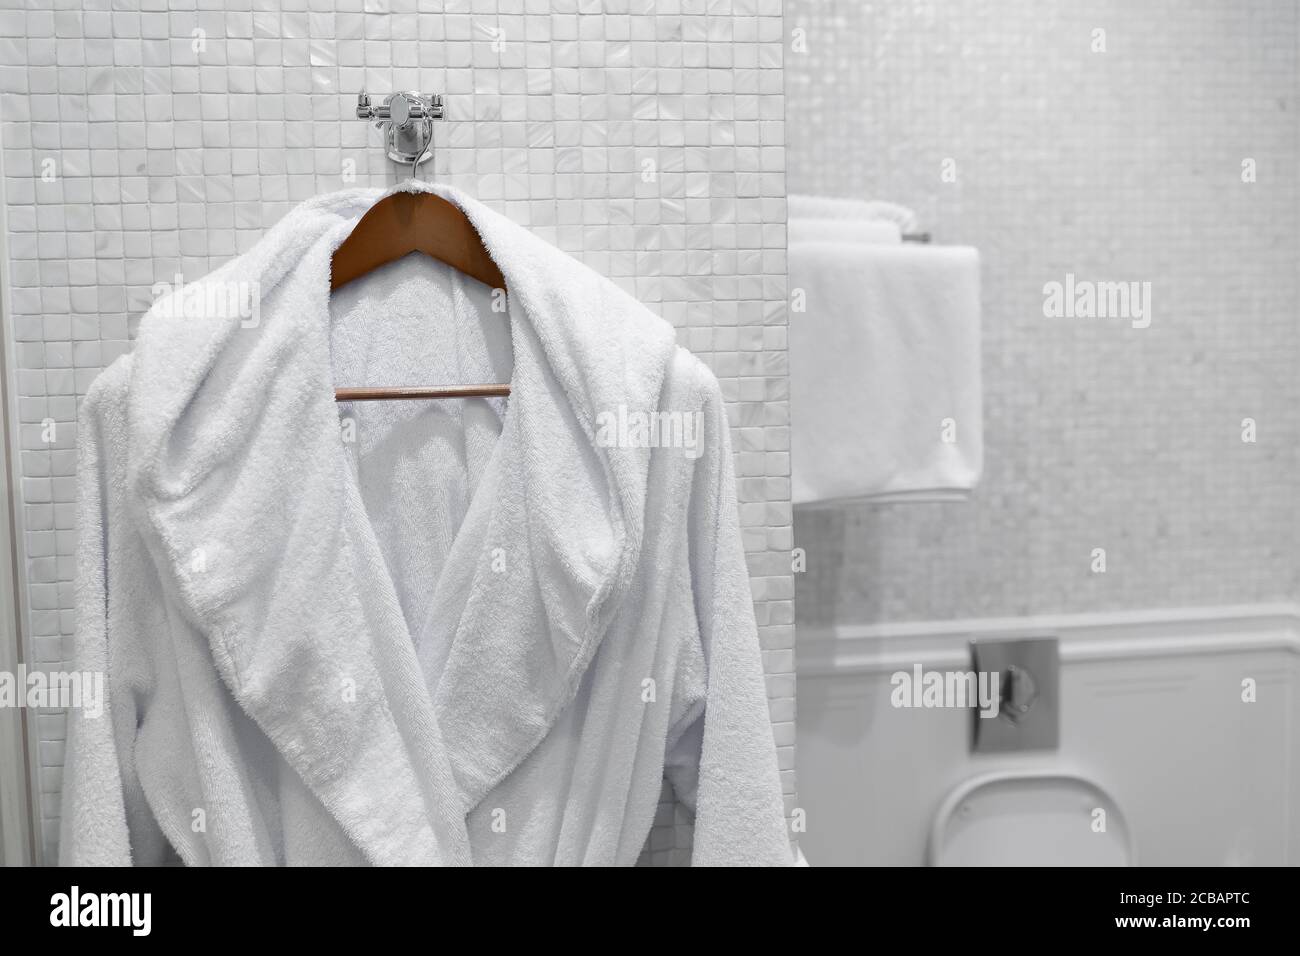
0 139 37 867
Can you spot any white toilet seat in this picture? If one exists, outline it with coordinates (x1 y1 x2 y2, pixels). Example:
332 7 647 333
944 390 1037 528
928 771 1135 866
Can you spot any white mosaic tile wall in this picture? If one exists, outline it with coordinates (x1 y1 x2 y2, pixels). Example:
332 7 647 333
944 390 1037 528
786 0 1299 627
0 0 793 864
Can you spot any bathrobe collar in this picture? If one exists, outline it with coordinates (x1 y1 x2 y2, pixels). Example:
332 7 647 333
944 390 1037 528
126 181 677 861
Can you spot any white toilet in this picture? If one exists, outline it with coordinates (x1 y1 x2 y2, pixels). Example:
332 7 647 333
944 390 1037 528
927 771 1135 866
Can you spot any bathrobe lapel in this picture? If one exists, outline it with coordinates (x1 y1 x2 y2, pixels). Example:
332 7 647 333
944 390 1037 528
126 183 677 862
411 185 678 805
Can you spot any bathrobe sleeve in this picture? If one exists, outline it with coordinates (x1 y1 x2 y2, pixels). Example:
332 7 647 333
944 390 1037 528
60 363 165 866
664 370 793 867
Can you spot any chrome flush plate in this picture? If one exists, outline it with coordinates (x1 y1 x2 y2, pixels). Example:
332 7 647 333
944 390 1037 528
970 636 1060 753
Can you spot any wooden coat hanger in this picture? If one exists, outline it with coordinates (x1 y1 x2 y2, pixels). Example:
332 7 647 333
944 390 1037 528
331 101 510 402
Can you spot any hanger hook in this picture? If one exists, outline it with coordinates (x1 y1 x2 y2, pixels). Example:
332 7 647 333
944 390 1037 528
411 117 434 181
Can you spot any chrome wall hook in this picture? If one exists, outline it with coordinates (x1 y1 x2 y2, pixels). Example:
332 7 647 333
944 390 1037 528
355 90 444 172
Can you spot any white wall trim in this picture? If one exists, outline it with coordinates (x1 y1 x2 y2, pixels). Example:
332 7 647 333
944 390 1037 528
798 603 1300 676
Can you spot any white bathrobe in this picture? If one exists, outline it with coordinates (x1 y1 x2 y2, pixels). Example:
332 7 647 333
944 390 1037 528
59 181 792 867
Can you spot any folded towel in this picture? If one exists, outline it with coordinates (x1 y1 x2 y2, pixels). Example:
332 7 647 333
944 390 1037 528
789 194 920 234
789 217 902 246
789 240 982 505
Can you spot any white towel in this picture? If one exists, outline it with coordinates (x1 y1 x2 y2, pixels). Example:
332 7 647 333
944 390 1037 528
789 240 982 505
789 217 902 246
789 193 920 234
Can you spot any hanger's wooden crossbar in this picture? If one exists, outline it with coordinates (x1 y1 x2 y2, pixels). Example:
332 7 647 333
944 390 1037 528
330 191 510 402
335 384 510 402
